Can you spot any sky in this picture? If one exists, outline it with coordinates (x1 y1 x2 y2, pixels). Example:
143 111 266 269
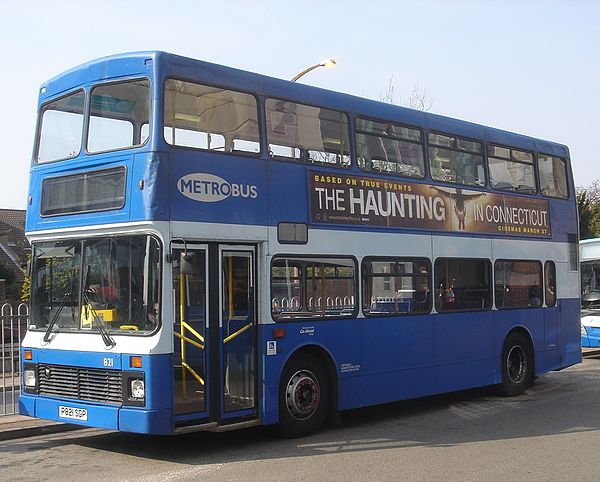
1 0 598 210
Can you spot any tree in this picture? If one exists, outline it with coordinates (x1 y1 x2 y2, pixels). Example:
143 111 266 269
577 180 600 239
0 259 19 302
20 274 30 303
380 76 434 111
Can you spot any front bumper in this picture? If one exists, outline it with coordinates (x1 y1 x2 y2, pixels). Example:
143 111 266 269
19 394 172 434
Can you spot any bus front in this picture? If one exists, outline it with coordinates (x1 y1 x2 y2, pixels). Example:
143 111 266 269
20 52 174 434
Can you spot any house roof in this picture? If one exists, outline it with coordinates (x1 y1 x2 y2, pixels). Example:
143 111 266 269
0 209 27 283
0 209 26 243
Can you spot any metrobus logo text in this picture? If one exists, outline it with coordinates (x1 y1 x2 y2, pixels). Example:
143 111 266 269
177 173 258 202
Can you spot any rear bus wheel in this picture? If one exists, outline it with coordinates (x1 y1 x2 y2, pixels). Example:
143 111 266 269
276 353 330 437
499 332 533 397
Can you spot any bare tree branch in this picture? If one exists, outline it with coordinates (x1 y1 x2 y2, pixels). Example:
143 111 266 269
379 77 434 112
406 84 434 112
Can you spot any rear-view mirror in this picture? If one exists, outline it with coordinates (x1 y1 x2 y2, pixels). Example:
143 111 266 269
180 252 196 275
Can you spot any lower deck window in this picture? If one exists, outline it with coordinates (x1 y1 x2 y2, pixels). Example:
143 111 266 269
434 258 491 312
544 261 556 307
495 260 542 309
362 257 431 315
271 256 356 320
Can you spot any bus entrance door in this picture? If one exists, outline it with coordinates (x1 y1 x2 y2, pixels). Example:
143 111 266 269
172 244 257 429
218 247 257 421
173 246 209 420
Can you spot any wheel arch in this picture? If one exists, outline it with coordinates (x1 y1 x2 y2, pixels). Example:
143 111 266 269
280 343 339 412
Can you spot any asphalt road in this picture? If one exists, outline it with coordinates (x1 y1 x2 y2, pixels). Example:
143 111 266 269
2 357 600 481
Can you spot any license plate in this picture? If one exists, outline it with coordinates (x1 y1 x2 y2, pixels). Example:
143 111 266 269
58 405 88 421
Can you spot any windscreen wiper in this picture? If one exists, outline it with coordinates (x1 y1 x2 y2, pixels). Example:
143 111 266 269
42 292 70 343
81 289 116 348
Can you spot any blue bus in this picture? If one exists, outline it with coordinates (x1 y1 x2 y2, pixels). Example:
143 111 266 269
20 51 581 436
580 238 600 349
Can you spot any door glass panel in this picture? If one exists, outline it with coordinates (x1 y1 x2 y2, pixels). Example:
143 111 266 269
173 249 207 415
221 251 256 412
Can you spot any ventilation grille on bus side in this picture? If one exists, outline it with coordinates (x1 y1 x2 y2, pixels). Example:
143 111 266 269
38 364 123 405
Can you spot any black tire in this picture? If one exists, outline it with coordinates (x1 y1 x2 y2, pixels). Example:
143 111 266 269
275 352 330 437
498 332 533 397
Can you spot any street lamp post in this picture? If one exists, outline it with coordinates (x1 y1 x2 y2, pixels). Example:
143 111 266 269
291 59 336 82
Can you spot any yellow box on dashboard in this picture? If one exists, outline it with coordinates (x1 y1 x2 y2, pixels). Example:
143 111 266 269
80 305 118 329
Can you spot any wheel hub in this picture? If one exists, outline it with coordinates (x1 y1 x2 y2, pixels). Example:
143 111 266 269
507 345 526 383
286 370 320 420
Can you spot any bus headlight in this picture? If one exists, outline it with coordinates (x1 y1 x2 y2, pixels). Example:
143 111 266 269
23 369 36 388
130 379 145 399
122 371 145 406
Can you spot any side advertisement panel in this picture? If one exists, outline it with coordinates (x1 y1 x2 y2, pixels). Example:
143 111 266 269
309 171 551 237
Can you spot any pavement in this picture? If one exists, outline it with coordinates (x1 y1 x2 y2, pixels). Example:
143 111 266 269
0 413 82 441
582 347 600 357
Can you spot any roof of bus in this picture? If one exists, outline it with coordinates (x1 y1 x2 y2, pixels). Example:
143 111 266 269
39 51 569 158
581 238 600 261
581 238 600 245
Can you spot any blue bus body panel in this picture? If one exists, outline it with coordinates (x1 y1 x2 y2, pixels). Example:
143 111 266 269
261 297 581 421
169 151 268 226
561 299 584 366
259 319 361 424
28 51 575 239
20 349 173 434
581 331 599 348
38 52 156 101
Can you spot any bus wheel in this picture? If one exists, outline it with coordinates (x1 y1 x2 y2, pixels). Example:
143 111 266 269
498 332 532 397
276 353 330 437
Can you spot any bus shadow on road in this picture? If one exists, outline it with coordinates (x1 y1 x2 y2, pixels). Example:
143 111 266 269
5 363 599 465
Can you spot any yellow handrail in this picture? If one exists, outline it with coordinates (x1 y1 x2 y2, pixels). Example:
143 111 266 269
223 322 252 344
174 331 204 350
179 271 187 396
181 361 205 385
228 256 234 319
182 320 205 343
177 268 206 399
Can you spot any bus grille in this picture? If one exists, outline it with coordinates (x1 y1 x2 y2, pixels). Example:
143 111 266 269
38 364 123 405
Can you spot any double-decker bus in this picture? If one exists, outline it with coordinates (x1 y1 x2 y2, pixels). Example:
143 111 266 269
20 51 581 436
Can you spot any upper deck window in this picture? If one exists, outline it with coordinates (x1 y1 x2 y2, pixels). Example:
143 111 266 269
266 99 351 167
356 118 424 178
37 90 85 163
538 154 568 198
428 133 485 187
87 79 151 154
164 80 260 154
488 145 536 193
